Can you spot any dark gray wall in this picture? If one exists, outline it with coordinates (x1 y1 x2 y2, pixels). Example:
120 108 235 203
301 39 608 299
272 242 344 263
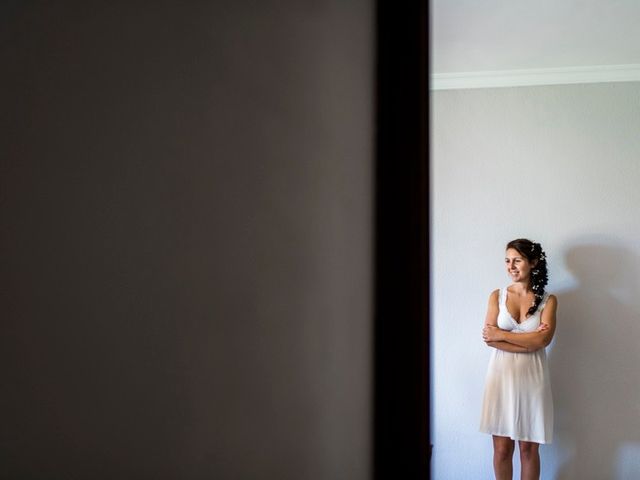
1 2 373 478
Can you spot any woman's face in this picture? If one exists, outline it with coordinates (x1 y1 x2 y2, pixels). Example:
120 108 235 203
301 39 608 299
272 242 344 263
505 247 536 282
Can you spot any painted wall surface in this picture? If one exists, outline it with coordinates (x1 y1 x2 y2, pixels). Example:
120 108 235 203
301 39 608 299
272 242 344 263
431 82 640 479
1 2 373 479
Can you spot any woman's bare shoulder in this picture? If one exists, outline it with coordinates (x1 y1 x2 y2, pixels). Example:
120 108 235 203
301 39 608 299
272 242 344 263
488 288 500 302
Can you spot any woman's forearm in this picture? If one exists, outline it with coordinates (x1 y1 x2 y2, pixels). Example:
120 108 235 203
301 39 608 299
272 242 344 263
500 331 547 349
483 325 549 349
486 341 530 353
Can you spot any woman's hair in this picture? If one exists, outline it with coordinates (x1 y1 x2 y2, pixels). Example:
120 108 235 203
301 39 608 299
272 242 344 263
506 238 549 315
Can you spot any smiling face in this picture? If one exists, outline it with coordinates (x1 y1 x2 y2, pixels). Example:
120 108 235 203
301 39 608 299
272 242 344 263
505 247 537 283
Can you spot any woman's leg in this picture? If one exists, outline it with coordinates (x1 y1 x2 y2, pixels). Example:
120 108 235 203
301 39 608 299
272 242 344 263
492 435 515 479
518 440 540 480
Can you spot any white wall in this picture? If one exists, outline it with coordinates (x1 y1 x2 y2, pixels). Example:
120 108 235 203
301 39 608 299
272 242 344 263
431 82 640 479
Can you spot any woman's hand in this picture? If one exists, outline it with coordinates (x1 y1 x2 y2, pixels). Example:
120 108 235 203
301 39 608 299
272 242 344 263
482 324 504 342
536 322 549 333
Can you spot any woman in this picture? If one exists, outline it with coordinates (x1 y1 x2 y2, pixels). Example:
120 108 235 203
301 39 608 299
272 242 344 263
479 238 558 480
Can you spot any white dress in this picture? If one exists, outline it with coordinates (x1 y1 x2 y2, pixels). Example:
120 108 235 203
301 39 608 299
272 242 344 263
479 287 553 444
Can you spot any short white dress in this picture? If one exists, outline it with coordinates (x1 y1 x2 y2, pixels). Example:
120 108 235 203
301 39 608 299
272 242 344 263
479 287 553 444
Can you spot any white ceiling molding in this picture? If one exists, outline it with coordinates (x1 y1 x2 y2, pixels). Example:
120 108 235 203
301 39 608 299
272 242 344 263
431 64 640 90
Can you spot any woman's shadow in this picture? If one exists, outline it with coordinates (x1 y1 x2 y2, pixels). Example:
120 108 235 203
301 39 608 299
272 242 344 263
548 241 640 479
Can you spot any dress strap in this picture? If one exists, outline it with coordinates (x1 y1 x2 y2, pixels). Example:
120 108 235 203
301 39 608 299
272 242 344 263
499 287 507 306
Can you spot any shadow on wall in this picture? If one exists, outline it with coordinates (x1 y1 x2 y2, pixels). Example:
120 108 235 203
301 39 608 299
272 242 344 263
549 240 640 480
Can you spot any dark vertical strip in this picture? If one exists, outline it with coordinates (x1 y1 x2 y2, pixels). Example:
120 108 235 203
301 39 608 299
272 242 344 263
374 0 430 478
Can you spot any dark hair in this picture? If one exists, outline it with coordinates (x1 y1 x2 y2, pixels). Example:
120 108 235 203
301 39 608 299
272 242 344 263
506 238 549 315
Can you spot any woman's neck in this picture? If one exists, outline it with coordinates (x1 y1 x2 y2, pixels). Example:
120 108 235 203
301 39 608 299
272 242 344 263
510 280 532 295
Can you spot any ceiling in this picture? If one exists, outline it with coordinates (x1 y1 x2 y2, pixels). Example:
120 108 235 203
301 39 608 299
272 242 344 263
431 0 640 87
